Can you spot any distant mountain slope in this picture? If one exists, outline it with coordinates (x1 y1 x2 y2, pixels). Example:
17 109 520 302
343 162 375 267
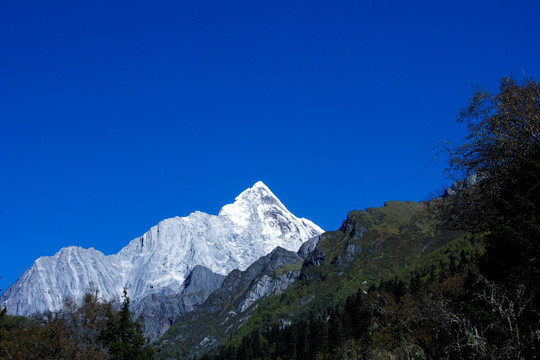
155 247 303 359
154 200 469 358
133 265 226 342
0 181 323 316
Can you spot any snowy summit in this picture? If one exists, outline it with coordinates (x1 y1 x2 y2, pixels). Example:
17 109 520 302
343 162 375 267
1 181 323 316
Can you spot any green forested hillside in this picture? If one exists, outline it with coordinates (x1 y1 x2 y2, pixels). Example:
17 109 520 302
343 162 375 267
202 219 483 360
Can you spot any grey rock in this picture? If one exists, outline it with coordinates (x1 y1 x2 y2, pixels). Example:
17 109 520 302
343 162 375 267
442 173 482 197
302 246 326 267
133 265 225 341
297 235 320 259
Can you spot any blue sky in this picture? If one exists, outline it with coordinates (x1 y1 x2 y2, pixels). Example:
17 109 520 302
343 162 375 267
1 0 539 291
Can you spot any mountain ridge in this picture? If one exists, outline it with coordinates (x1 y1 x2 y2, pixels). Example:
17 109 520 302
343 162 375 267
1 181 323 316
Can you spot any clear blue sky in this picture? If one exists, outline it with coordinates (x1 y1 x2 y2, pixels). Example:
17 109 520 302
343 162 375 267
1 0 539 291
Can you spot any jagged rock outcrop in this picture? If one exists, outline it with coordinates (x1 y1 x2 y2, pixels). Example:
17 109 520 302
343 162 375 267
442 173 482 197
1 181 323 316
297 235 320 259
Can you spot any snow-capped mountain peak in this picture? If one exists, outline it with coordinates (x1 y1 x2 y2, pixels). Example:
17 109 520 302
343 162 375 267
219 181 285 225
0 182 323 316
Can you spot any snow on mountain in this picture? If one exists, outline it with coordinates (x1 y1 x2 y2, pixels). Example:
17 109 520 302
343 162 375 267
0 181 323 316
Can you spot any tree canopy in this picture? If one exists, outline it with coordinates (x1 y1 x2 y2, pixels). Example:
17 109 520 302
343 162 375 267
436 77 540 233
0 286 154 360
451 77 539 178
100 289 155 360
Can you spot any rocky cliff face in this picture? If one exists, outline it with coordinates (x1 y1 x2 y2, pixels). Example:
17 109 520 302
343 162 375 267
1 181 323 316
133 265 226 341
156 247 303 359
297 235 320 259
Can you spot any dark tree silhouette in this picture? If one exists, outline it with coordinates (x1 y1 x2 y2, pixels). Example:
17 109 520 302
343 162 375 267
100 289 154 360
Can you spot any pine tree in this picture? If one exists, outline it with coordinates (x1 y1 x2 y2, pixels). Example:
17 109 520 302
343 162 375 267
100 289 154 360
305 314 329 358
328 312 346 351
